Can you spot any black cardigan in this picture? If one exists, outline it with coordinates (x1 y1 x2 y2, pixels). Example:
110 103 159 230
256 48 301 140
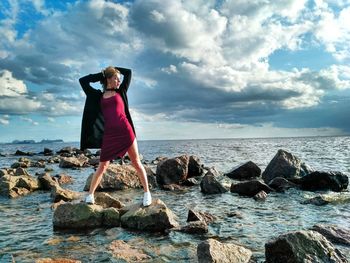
78 67 136 150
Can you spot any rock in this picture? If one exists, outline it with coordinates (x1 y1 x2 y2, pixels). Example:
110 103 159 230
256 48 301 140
144 165 158 189
31 160 46 168
9 187 31 198
225 161 261 180
43 147 54 156
262 149 313 184
265 230 347 263
51 185 80 202
35 258 81 263
88 157 100 166
0 169 8 177
156 155 189 185
182 177 200 186
200 173 227 194
300 171 349 192
84 164 143 191
188 155 204 177
253 190 267 201
53 173 73 185
151 156 167 165
94 192 124 209
311 224 350 246
206 167 221 177
0 174 20 197
102 207 120 227
14 150 34 156
226 211 244 219
120 198 179 232
301 195 330 206
187 209 216 224
108 240 151 261
179 220 208 234
16 175 41 191
162 184 187 191
51 200 66 210
11 159 30 168
14 167 29 176
57 146 74 154
53 203 104 229
197 238 252 263
38 173 59 190
230 180 273 197
268 177 298 192
59 157 82 168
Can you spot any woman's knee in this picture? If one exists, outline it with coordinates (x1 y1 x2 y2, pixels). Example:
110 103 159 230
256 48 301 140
132 158 143 170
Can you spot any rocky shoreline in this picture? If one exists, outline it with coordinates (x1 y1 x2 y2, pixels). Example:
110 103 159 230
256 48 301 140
0 146 349 262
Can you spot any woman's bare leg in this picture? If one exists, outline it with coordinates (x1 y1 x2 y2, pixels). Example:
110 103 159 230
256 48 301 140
88 160 110 194
127 138 150 192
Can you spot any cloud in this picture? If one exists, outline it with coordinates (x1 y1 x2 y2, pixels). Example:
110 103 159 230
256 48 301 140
0 114 10 125
20 116 39 125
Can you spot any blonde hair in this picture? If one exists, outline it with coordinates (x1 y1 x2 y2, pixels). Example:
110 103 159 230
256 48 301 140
100 66 121 91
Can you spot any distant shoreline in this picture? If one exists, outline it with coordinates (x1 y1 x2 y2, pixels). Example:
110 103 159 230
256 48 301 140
6 139 64 145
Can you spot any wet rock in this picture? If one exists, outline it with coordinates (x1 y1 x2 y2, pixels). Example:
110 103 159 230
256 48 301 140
151 156 167 165
108 240 151 261
59 157 83 168
9 187 31 198
188 155 204 177
84 164 143 191
0 174 20 197
162 183 187 191
11 157 31 168
94 192 124 209
51 185 80 202
16 175 41 191
179 220 208 234
53 203 104 229
35 258 81 263
57 146 74 155
0 169 8 177
38 173 59 190
253 190 267 201
102 207 120 227
187 209 216 224
265 230 347 263
182 177 200 186
14 150 34 156
120 198 179 232
311 224 350 246
53 173 73 185
226 211 244 219
31 160 46 168
197 238 252 263
230 180 273 197
156 155 189 185
301 195 330 206
268 177 299 192
14 167 30 176
43 147 54 156
205 167 221 177
225 161 261 180
262 149 313 184
88 157 100 166
144 166 158 189
200 173 227 194
299 171 349 192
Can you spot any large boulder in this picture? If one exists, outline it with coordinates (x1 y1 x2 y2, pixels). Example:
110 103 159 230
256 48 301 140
156 155 189 185
265 230 347 263
200 173 227 194
53 203 104 229
84 164 143 191
268 177 299 192
51 185 80 202
94 192 124 209
225 161 261 180
53 202 120 229
120 198 179 232
230 180 273 197
262 149 313 184
299 171 348 192
311 224 350 246
0 174 41 198
188 155 204 177
0 174 19 196
197 238 252 263
38 173 59 190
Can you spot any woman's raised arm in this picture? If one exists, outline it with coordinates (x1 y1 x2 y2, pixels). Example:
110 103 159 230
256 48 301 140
115 67 132 92
79 72 104 95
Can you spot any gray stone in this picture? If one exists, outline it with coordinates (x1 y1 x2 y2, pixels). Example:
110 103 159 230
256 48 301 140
197 238 252 263
265 230 347 263
226 161 261 180
200 173 227 194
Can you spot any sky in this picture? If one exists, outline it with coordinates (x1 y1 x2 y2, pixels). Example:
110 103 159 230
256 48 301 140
0 0 349 142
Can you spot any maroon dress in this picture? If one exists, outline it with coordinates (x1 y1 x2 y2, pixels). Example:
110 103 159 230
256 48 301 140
99 92 135 162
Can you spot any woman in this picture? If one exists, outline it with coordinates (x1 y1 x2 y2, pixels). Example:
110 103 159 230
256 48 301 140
78 66 152 206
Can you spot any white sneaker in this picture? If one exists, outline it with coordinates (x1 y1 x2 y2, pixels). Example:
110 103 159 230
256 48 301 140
85 193 95 204
143 191 152 207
